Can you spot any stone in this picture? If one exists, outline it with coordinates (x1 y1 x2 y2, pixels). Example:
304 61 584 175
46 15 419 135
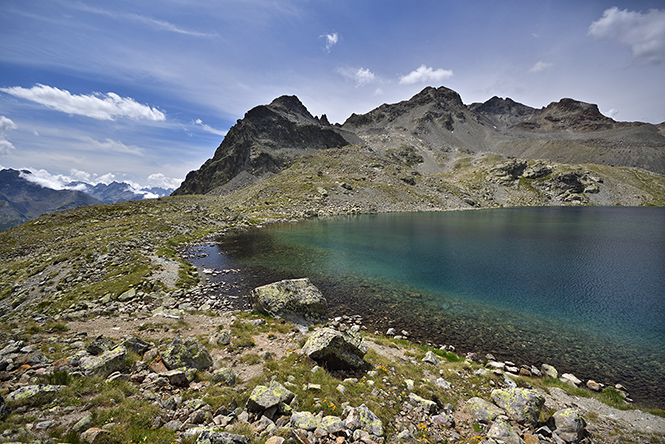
163 420 183 431
321 416 345 434
422 351 440 365
73 414 93 432
487 417 525 444
541 364 558 379
291 411 319 431
121 336 151 355
586 380 602 391
81 427 116 444
162 369 189 387
265 437 285 444
80 346 127 377
560 373 582 386
523 433 540 444
246 381 295 412
251 278 327 325
301 327 368 370
552 408 587 443
212 367 236 386
344 404 384 437
196 430 250 444
435 378 451 389
5 384 64 406
408 393 437 414
162 336 213 371
431 414 455 427
465 397 505 423
118 288 136 302
490 388 545 425
148 356 168 373
86 336 115 356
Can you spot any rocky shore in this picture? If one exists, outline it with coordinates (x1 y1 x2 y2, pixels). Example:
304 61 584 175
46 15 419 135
1 278 663 444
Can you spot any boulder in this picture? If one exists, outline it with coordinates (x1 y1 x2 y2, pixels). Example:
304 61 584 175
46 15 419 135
80 346 127 377
552 408 587 443
162 369 189 387
490 388 545 425
291 411 319 431
344 404 384 437
301 327 368 370
422 351 440 365
251 278 327 325
465 397 505 423
320 415 345 434
81 427 116 444
212 367 236 386
86 336 115 356
560 373 582 386
121 336 151 355
486 417 525 444
162 337 213 371
246 380 295 412
6 384 64 406
408 393 437 414
541 363 558 379
196 430 249 444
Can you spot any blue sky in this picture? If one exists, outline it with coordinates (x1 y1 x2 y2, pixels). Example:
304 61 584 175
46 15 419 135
1 0 664 189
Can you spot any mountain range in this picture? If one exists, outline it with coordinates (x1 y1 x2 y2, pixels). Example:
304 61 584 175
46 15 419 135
173 86 665 198
0 169 173 232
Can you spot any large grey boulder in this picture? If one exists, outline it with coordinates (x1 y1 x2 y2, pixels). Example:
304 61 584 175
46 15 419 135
80 346 127 377
465 397 505 423
301 327 368 370
552 408 587 443
5 385 64 406
486 417 525 444
344 404 384 437
162 337 213 371
246 380 295 412
251 278 327 325
490 388 545 425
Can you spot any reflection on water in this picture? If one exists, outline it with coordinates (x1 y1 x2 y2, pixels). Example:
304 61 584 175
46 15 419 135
190 207 665 408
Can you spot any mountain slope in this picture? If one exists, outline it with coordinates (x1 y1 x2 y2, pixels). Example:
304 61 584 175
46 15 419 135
0 169 103 232
172 95 361 195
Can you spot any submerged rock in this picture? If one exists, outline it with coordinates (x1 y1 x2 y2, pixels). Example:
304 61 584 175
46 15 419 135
301 327 368 370
251 278 327 325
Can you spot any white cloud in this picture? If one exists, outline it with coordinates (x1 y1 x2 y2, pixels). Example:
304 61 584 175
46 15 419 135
19 168 71 190
528 61 553 73
194 119 227 136
322 32 339 51
0 116 17 156
69 168 91 182
147 173 182 189
0 84 166 121
338 67 377 86
399 65 454 85
588 7 665 65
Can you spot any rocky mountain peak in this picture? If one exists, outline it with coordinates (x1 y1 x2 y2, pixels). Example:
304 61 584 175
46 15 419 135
268 95 312 117
514 98 616 132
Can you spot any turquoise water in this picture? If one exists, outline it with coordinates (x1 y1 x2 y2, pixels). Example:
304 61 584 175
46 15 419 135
196 207 665 407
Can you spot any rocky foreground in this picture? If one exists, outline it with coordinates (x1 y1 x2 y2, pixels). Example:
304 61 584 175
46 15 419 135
1 278 664 444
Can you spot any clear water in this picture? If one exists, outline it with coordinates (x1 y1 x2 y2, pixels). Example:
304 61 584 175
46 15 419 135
194 207 665 407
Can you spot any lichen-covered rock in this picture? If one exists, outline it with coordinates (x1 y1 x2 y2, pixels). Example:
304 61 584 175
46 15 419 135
320 416 345 434
121 336 151 355
408 393 437 414
344 404 384 437
246 380 295 412
490 388 545 425
541 363 558 379
301 327 368 370
552 408 587 443
162 336 212 371
162 369 189 387
86 336 115 356
81 427 117 444
251 278 327 325
196 430 249 444
422 351 440 365
291 411 319 431
80 346 127 377
486 417 525 444
212 367 236 386
6 384 64 406
465 397 505 423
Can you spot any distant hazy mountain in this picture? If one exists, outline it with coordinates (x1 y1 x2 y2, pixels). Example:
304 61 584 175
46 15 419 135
0 169 102 232
68 181 174 204
0 169 174 231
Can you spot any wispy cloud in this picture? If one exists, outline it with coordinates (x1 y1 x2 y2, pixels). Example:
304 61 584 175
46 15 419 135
85 137 145 156
338 67 377 86
0 116 17 156
528 61 553 73
588 7 665 65
194 119 227 136
322 32 339 52
69 3 218 38
147 172 182 189
0 84 166 121
399 65 453 85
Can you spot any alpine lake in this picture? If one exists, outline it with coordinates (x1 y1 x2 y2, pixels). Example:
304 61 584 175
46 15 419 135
188 206 665 408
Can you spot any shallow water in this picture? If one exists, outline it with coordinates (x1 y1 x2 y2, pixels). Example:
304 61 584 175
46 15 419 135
191 207 665 408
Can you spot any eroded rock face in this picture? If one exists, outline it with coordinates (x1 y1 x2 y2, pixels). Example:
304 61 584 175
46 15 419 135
251 278 327 326
490 387 545 425
162 337 212 371
301 327 368 370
